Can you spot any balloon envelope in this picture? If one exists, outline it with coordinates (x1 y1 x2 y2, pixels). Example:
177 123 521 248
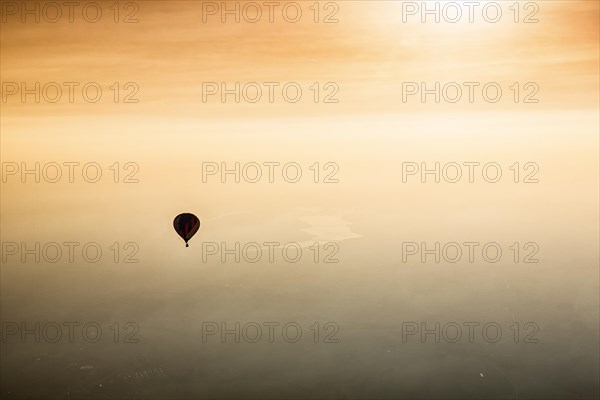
173 213 200 247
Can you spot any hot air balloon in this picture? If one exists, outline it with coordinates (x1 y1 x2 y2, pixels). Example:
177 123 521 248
173 213 200 247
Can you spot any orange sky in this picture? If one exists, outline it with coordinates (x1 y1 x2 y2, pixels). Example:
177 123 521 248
1 0 598 120
1 1 598 245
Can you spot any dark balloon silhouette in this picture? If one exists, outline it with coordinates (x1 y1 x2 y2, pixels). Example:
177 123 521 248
173 213 200 247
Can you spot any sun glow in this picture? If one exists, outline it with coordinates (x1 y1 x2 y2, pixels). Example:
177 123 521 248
383 0 515 33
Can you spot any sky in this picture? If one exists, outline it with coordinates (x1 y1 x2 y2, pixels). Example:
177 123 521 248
1 1 599 398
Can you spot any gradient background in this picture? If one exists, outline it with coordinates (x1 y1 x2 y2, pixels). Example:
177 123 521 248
1 1 599 399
